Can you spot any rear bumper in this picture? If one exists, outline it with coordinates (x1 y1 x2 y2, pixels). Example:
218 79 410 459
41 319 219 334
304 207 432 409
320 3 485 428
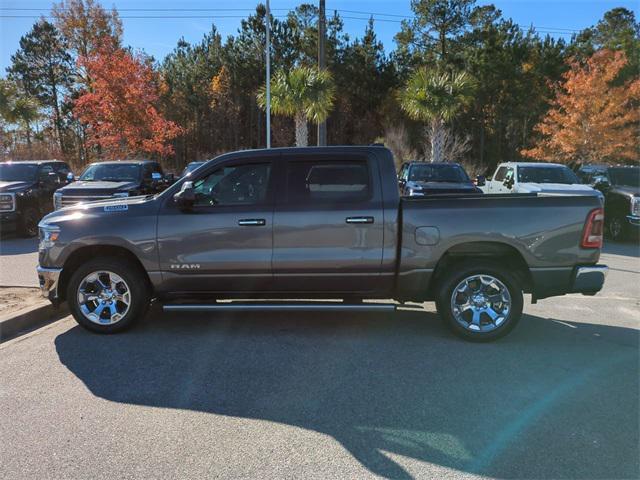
571 265 608 295
37 266 62 303
531 264 608 301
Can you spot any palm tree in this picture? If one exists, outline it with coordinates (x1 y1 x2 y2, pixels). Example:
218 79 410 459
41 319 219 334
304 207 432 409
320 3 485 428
399 69 474 163
257 66 335 147
0 79 41 147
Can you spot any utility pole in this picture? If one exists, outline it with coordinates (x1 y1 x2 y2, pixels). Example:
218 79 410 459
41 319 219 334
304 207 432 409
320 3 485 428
265 0 271 148
317 0 327 146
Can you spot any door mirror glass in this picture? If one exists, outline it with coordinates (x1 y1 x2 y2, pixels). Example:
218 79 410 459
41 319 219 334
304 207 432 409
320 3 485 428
174 181 195 210
66 172 75 183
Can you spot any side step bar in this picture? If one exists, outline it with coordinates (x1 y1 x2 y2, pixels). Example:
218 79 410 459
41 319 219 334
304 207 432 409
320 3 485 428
163 302 396 312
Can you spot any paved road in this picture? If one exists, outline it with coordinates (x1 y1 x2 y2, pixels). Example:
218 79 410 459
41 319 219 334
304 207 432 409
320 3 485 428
0 235 39 286
1 243 639 479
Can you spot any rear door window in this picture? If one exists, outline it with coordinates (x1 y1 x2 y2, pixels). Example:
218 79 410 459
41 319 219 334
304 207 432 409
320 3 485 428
285 161 370 204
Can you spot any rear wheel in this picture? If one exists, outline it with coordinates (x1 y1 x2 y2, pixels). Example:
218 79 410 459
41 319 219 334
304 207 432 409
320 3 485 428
435 262 524 342
67 257 150 333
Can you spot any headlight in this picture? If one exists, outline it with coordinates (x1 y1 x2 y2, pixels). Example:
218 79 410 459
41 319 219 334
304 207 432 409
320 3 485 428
113 192 129 198
631 197 640 216
38 224 60 250
53 191 62 210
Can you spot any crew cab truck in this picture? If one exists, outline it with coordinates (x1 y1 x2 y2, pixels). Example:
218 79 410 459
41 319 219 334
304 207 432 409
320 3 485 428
0 160 72 236
37 147 608 341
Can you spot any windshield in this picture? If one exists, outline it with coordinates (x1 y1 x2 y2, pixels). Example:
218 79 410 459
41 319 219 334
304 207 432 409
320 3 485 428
408 164 470 183
608 167 640 187
517 166 579 185
181 162 205 177
80 163 141 182
0 163 38 182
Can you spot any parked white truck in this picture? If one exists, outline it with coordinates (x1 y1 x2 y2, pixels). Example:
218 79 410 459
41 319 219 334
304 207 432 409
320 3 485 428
483 162 603 202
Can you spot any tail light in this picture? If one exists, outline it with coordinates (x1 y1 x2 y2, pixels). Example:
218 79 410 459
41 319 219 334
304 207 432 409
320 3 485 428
581 208 604 248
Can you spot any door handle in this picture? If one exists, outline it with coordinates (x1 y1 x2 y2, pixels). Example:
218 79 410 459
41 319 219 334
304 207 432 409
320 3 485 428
346 216 374 224
238 218 266 226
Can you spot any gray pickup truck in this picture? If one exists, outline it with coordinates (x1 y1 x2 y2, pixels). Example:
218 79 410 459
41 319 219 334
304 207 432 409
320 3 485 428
37 146 608 341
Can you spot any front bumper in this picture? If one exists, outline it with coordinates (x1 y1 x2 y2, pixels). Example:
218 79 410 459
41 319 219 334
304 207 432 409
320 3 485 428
0 211 19 231
37 266 63 302
626 215 640 228
571 265 608 295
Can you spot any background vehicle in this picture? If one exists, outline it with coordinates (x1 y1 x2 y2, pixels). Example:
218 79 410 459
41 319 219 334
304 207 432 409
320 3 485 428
180 161 206 178
586 165 639 240
0 160 72 236
484 162 603 202
37 147 607 342
398 162 482 196
54 160 168 210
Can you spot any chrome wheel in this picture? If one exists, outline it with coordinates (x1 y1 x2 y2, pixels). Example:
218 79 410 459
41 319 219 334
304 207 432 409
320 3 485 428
76 271 131 325
450 274 511 333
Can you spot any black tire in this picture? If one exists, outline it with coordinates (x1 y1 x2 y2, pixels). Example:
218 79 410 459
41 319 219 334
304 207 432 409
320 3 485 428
607 216 627 242
435 261 524 342
67 256 150 333
19 206 40 237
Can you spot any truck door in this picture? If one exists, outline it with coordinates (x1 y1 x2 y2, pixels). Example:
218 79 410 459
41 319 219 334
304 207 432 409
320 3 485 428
488 166 506 193
272 153 385 293
156 157 276 293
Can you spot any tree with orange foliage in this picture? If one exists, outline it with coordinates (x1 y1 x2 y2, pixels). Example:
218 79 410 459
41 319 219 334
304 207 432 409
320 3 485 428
73 45 182 158
522 49 639 164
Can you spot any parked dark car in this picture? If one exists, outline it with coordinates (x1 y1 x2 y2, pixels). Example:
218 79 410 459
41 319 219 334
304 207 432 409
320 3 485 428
0 160 72 236
54 160 168 210
586 165 639 240
37 146 607 342
398 162 482 196
180 161 206 178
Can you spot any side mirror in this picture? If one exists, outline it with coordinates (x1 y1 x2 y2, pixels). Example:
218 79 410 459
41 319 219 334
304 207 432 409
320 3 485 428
66 172 75 183
503 177 514 189
173 181 195 210
475 175 486 187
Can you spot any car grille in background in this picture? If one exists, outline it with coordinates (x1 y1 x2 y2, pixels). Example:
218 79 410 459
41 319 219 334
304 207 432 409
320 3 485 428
0 193 15 212
60 195 113 207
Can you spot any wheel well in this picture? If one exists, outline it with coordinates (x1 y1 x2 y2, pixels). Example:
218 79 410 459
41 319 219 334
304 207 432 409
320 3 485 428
430 242 533 294
58 245 151 302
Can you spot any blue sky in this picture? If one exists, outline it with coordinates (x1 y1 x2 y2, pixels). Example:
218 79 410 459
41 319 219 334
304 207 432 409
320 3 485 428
1 0 638 72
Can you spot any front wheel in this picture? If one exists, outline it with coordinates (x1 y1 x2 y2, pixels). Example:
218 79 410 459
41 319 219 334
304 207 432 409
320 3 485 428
67 257 150 333
435 262 524 342
607 216 627 241
19 206 40 237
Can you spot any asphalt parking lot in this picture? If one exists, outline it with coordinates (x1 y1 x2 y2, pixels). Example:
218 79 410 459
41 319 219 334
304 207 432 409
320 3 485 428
0 241 639 479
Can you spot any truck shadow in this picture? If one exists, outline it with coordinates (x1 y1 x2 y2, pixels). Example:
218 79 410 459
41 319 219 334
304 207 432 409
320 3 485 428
54 309 639 479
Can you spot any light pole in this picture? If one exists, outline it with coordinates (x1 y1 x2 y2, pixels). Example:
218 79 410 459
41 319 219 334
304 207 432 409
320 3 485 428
265 0 271 148
317 0 326 146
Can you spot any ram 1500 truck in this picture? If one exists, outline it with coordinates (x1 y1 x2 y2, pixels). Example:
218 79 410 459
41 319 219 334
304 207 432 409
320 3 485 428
36 146 608 341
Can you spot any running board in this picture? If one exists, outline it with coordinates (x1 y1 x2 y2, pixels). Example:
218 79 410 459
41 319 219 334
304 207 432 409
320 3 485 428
162 302 396 312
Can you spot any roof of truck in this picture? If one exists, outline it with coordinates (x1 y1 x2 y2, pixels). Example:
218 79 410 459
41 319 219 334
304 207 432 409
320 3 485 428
498 162 566 168
0 159 66 165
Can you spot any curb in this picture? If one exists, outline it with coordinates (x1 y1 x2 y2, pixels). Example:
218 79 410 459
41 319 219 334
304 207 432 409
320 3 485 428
0 301 69 343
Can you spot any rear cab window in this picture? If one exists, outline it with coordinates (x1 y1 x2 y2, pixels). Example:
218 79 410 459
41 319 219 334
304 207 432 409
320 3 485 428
285 159 371 205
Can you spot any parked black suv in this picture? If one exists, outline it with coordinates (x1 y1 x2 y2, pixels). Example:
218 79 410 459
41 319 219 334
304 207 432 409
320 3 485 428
54 160 168 210
0 160 72 236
